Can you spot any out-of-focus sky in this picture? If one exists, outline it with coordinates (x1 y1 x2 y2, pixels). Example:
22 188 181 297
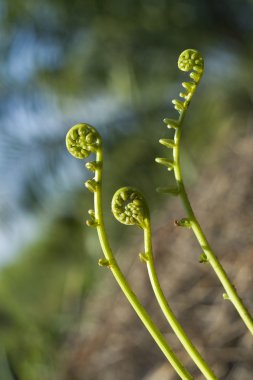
1 0 253 262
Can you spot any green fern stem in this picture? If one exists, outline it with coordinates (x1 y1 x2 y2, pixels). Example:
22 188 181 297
174 125 253 335
66 124 193 380
157 49 253 335
143 220 217 379
112 186 216 378
94 150 193 379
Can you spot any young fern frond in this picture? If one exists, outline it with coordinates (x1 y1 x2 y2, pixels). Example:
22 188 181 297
112 187 217 380
112 187 149 229
66 123 101 158
66 124 193 380
156 50 204 181
156 49 253 335
65 49 252 379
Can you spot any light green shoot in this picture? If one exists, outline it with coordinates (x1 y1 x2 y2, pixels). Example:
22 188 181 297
66 123 193 379
156 49 253 335
112 187 217 379
65 49 253 379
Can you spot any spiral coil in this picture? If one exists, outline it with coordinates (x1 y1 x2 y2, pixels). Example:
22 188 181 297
156 49 204 187
66 123 101 159
172 49 204 114
112 187 149 229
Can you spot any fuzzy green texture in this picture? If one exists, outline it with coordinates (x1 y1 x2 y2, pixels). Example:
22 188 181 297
112 187 149 229
66 123 101 159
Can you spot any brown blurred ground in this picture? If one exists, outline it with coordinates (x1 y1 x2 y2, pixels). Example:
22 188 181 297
59 130 253 380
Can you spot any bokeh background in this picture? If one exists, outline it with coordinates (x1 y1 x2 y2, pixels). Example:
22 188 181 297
0 0 253 379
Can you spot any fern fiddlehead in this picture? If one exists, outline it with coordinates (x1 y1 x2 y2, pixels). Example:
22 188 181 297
66 123 101 159
156 49 253 335
112 187 149 229
66 124 193 380
172 49 204 113
112 187 217 379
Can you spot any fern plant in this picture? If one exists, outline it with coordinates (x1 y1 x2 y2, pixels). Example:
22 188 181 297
66 49 253 379
156 49 253 335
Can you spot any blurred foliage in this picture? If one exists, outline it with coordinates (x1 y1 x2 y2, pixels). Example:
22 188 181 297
1 0 253 378
0 214 99 380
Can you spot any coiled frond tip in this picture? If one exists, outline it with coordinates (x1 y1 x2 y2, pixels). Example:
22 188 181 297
178 49 204 83
66 123 101 159
112 187 149 229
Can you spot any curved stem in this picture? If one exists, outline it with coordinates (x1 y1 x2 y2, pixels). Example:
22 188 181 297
143 221 217 379
93 148 193 380
173 112 253 335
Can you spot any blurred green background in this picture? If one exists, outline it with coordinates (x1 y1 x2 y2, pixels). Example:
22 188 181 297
0 1 253 379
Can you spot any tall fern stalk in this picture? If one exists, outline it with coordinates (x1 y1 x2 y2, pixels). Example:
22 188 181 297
66 124 193 380
66 49 253 379
156 49 253 335
112 187 217 379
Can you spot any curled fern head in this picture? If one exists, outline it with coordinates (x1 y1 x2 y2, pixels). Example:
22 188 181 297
66 123 101 159
112 187 149 229
178 49 204 77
